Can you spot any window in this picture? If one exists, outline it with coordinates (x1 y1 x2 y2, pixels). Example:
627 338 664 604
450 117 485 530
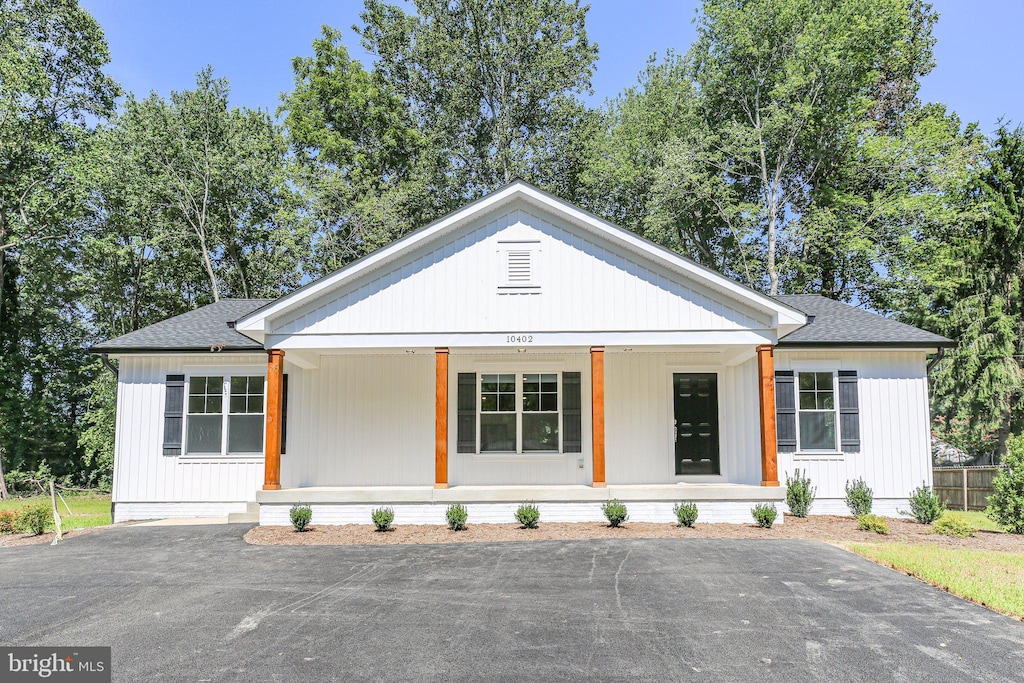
479 373 560 453
186 374 265 455
229 376 265 453
797 371 837 451
187 377 223 454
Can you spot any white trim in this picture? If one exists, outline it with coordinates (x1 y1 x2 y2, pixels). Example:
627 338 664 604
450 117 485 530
792 368 842 455
183 371 266 458
236 182 806 334
265 329 778 350
475 365 564 456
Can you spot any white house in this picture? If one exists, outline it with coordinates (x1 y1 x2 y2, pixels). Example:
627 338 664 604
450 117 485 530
92 182 952 525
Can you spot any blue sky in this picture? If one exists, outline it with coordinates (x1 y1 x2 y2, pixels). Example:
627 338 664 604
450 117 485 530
81 0 1022 134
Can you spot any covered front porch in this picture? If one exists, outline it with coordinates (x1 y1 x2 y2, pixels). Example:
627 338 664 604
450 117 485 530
255 341 784 523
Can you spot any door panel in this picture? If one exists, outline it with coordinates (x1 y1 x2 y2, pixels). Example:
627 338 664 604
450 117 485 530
673 373 720 475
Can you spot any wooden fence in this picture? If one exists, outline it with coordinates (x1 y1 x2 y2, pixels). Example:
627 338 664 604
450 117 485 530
932 467 1004 511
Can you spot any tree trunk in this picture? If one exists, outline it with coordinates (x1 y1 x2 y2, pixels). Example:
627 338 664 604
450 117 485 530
0 448 9 499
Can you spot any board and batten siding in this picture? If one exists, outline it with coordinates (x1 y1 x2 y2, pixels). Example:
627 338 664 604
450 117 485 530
775 350 932 502
282 354 435 487
604 352 763 485
271 202 771 337
112 354 267 519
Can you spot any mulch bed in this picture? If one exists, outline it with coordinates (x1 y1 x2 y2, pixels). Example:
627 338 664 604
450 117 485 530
0 525 114 548
245 514 1024 551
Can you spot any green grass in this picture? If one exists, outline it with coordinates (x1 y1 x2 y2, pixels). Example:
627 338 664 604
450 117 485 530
851 543 1024 620
941 510 1003 533
0 494 111 531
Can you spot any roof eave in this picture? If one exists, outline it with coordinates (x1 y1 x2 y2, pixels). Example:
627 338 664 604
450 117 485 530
776 340 955 350
88 346 266 355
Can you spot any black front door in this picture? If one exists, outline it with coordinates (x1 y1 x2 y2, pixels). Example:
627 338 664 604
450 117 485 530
673 373 720 475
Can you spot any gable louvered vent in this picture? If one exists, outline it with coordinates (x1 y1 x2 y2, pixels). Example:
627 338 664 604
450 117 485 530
506 249 532 285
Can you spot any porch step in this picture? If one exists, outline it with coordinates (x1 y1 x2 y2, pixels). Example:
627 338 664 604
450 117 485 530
228 502 260 523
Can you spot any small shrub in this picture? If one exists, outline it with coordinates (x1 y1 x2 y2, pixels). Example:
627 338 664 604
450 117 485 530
900 483 945 524
751 503 777 528
16 505 51 536
289 504 312 532
602 499 629 527
856 513 889 535
673 501 698 528
933 515 977 538
988 435 1024 534
845 478 874 517
446 503 468 531
0 509 18 535
371 506 395 532
514 502 540 529
785 469 816 518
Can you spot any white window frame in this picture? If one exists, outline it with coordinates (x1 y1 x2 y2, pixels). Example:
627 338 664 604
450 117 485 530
476 369 563 455
182 371 267 460
795 369 841 454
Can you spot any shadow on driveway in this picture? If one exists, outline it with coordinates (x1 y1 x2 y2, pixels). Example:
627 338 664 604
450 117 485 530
1 524 1022 681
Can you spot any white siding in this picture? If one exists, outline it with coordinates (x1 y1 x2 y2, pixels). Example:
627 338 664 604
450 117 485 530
112 355 266 507
273 202 770 337
775 350 932 501
604 352 763 485
283 354 435 487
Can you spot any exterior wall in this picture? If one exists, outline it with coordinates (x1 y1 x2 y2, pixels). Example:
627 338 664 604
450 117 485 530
283 354 435 487
112 354 267 522
259 500 784 526
775 349 932 504
605 352 763 485
446 352 593 486
274 201 770 337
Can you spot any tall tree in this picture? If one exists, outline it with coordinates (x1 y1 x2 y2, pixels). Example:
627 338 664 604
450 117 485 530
357 0 599 196
0 0 118 496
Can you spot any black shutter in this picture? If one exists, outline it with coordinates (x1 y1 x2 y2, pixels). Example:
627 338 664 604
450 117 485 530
838 370 860 452
457 373 476 453
563 372 582 453
281 374 289 455
163 374 185 456
774 371 797 453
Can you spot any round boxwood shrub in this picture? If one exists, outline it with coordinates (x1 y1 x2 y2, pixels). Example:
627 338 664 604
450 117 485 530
856 513 889 535
602 499 628 527
514 502 540 529
751 503 777 529
289 504 312 532
900 483 945 524
446 503 468 531
673 501 698 528
785 469 816 518
933 515 977 538
845 478 874 517
16 505 51 536
371 506 395 532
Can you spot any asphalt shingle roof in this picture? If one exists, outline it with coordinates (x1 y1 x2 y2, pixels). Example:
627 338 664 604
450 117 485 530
90 294 952 354
90 299 272 354
776 294 953 347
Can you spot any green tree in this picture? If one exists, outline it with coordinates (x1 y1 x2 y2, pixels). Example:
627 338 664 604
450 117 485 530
0 0 118 496
357 0 599 195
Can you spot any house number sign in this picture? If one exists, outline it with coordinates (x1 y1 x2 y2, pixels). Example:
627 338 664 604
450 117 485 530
506 334 534 344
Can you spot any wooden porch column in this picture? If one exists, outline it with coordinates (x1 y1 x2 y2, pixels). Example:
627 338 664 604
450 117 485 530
591 346 606 488
264 349 285 490
757 344 779 486
434 347 449 489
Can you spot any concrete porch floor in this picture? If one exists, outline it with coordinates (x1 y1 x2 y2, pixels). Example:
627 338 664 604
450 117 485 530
255 483 785 505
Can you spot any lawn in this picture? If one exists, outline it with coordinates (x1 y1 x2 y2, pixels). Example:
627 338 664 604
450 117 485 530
0 494 111 531
942 510 1003 533
851 543 1024 620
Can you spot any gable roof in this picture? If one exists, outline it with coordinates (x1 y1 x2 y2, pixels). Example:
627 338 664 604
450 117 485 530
776 295 953 348
90 299 272 354
234 180 807 336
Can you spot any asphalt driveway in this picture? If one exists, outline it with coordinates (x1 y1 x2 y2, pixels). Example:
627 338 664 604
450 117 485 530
1 525 1022 682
